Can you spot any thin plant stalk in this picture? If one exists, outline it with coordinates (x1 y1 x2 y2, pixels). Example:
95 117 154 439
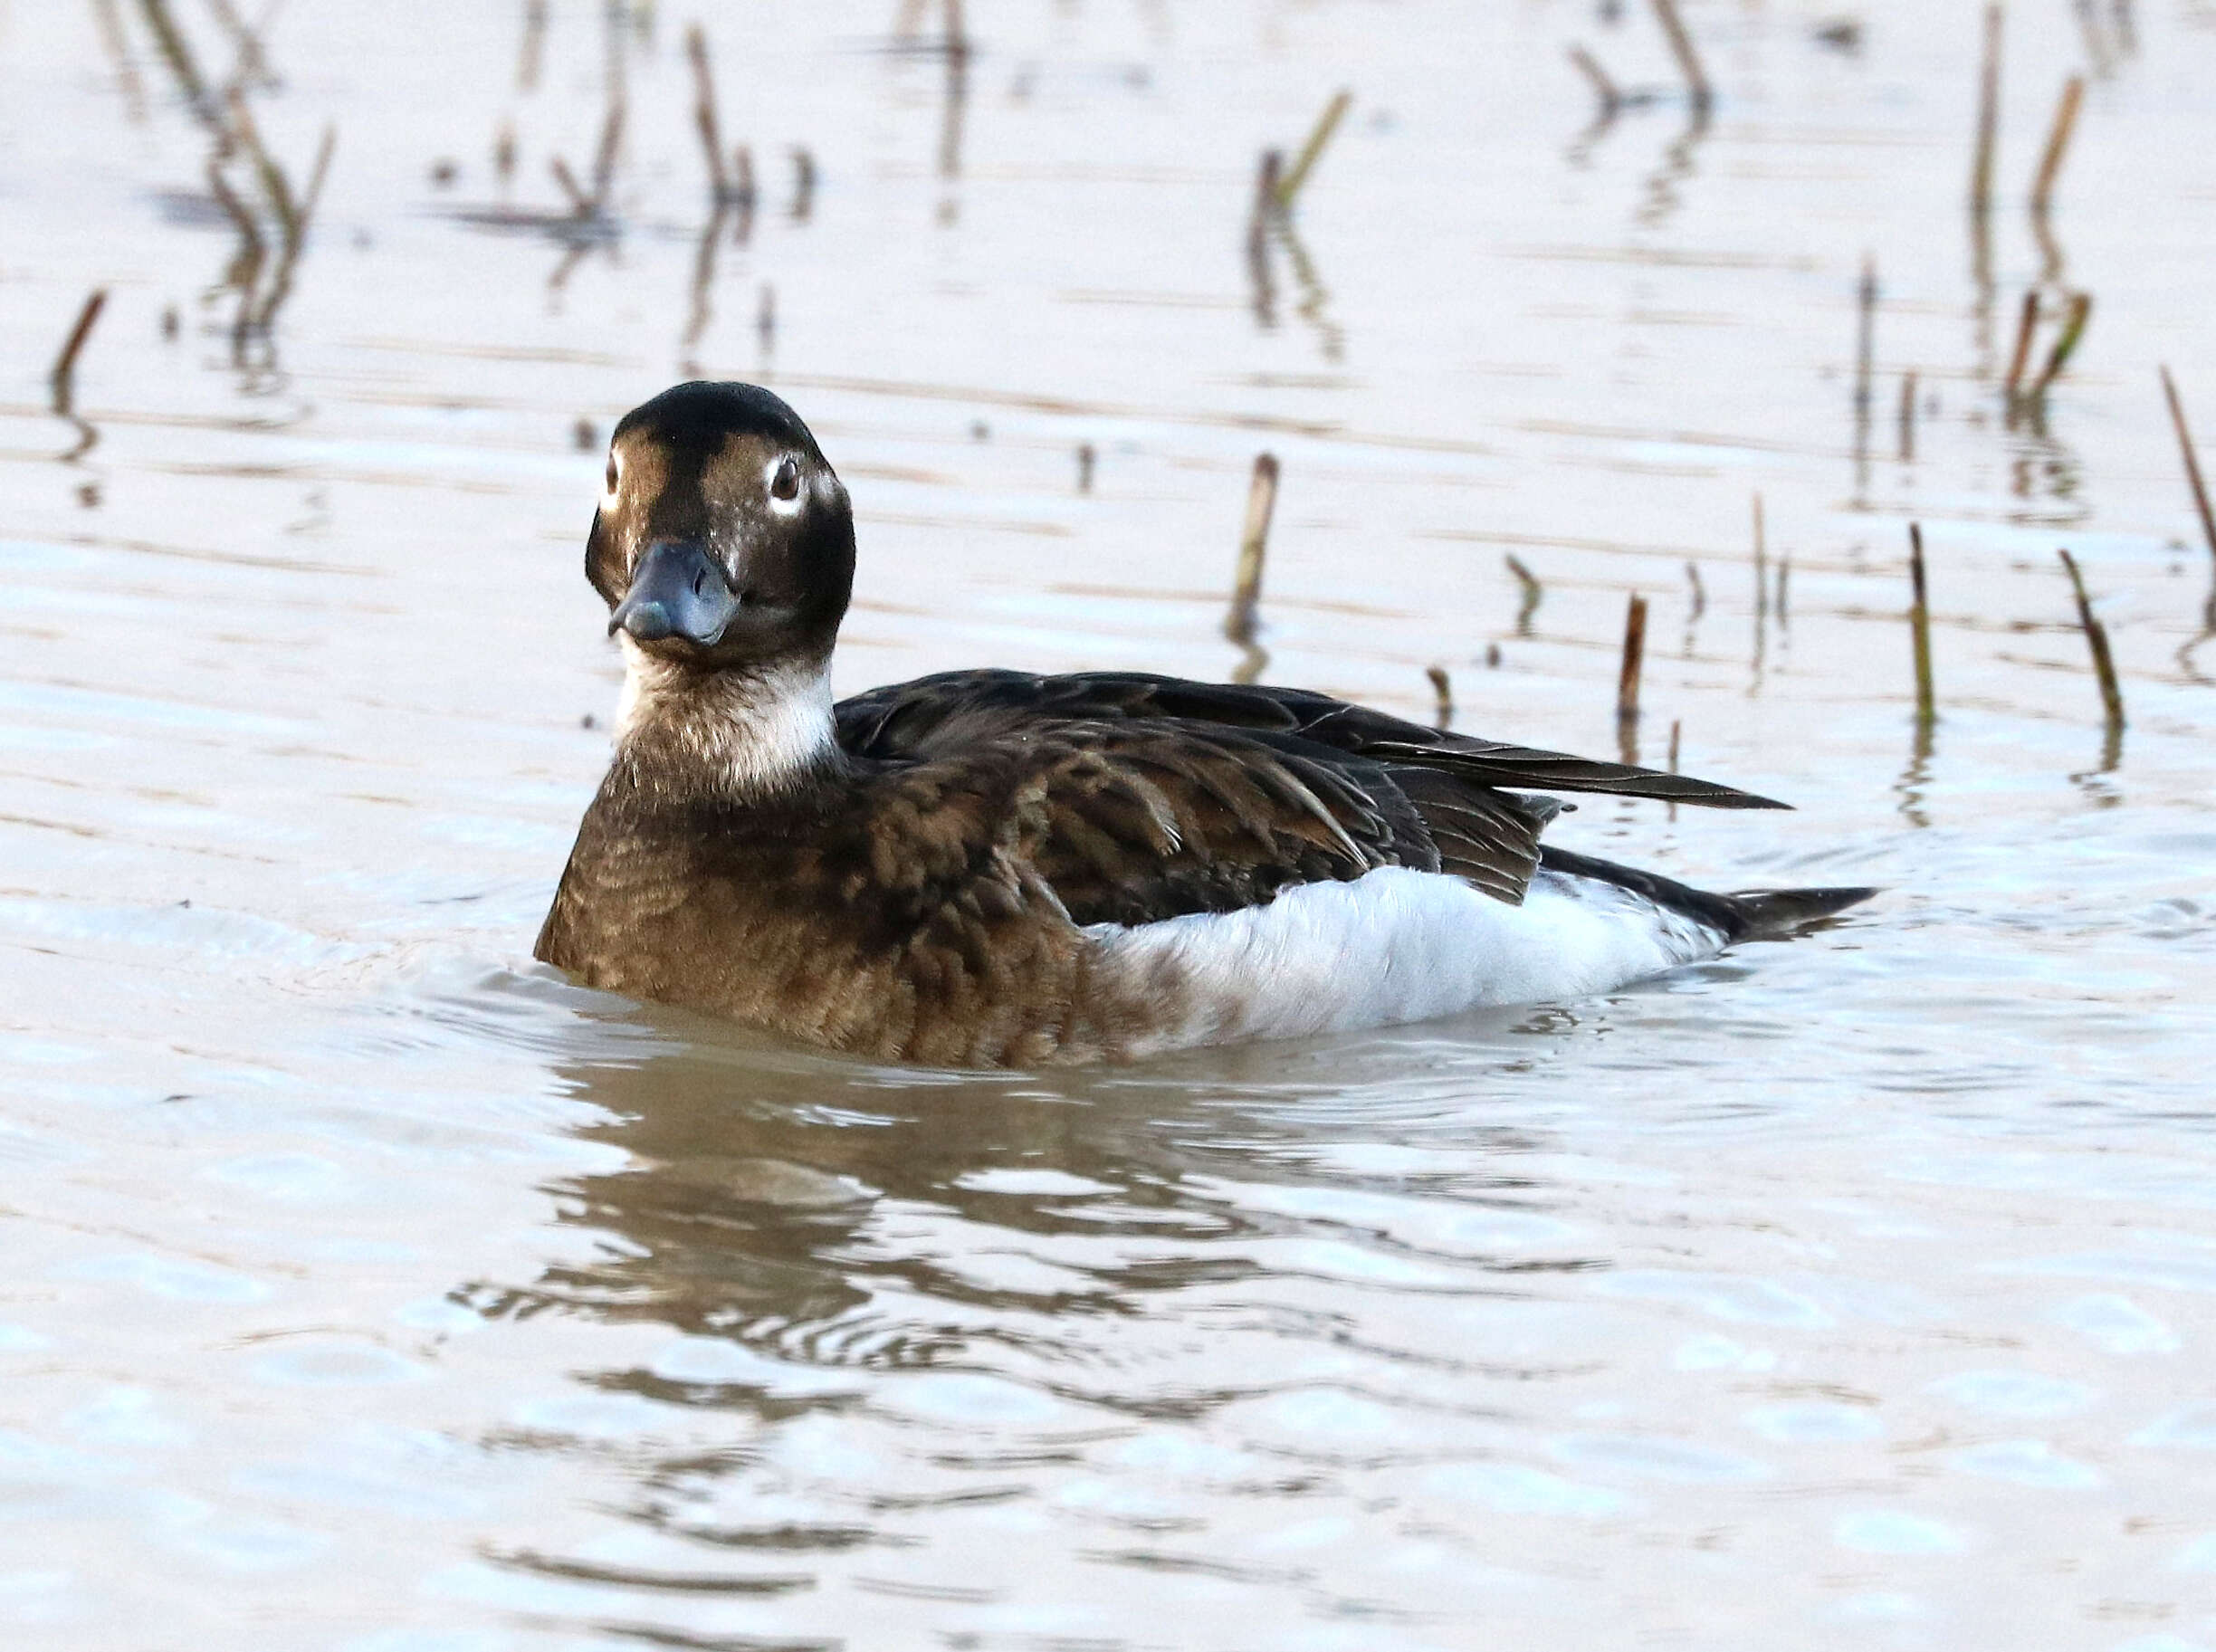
2003 290 2041 402
1275 91 1351 208
1225 454 1280 644
2026 292 2093 402
2159 367 2216 567
1908 523 1936 728
2057 549 2125 730
50 289 109 415
2030 76 2086 224
1617 593 1648 729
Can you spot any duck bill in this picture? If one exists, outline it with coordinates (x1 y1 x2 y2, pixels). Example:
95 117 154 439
608 540 741 646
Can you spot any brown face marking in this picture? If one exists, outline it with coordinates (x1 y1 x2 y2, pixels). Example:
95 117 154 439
582 384 857 680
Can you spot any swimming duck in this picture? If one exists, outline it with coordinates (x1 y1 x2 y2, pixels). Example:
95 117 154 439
536 381 1871 1067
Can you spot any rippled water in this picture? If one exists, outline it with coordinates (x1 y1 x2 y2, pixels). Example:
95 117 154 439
5 2 2216 1646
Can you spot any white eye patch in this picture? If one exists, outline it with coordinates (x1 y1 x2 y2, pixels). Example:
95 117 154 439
765 454 805 516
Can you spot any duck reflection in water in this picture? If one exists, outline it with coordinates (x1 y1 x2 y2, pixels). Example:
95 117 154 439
465 992 1561 1354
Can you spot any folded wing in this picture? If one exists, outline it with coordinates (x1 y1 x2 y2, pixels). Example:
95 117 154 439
834 669 1787 921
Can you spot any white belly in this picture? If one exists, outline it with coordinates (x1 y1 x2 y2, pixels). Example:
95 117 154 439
1085 864 1727 1054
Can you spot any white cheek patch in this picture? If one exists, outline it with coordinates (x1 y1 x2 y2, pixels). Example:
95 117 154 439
765 454 805 518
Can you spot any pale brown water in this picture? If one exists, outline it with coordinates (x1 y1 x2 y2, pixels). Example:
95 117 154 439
5 2 2216 1647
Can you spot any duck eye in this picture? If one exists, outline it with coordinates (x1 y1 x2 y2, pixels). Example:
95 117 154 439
770 456 801 501
604 454 620 494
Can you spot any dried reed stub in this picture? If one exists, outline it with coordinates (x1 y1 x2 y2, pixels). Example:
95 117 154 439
686 24 731 203
2030 75 2086 225
1908 522 1936 727
1504 554 1543 632
1224 454 1280 645
2026 293 2093 402
2057 548 2125 730
1426 665 1454 730
2159 367 2216 567
1075 444 1096 493
50 289 109 414
790 148 817 220
2003 290 2041 403
1275 90 1351 209
1617 592 1648 729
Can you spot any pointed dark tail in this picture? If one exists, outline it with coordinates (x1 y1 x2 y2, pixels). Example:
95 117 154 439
1538 845 1877 943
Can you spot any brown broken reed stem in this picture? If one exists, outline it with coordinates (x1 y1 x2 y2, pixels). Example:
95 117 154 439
1970 4 2002 217
2030 76 2086 224
1225 454 1280 644
1898 370 1918 462
2026 292 2093 401
226 90 298 235
1426 665 1454 730
50 289 109 414
1685 559 1705 618
2159 367 2216 567
1650 0 1713 114
1275 90 1351 209
790 148 817 219
2003 290 2041 402
1504 553 1543 628
2057 549 2125 730
205 153 264 291
1568 47 1620 119
252 124 336 330
1908 523 1936 727
1617 593 1648 729
686 25 731 202
138 0 214 124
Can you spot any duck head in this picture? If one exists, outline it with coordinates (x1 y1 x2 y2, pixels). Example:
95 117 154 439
588 381 855 674
587 382 856 792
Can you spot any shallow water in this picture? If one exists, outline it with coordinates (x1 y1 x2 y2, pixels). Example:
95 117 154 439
5 1 2216 1647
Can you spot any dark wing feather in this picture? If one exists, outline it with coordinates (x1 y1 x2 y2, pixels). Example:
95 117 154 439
831 667 1777 919
836 669 1788 811
907 721 1437 928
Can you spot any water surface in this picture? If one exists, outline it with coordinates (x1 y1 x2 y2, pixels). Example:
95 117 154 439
4 2 2216 1647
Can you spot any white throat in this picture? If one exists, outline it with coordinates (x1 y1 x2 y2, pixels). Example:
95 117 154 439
615 635 836 795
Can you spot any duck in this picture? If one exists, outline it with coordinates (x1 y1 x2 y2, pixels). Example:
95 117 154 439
535 381 1873 1068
